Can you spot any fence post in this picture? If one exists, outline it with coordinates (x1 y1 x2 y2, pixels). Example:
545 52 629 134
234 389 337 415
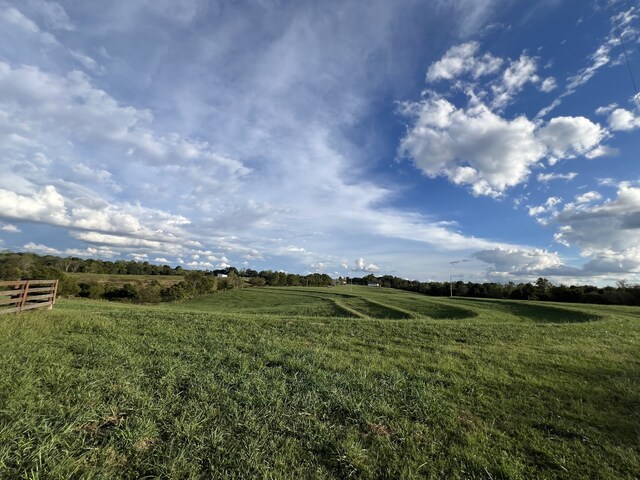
19 281 30 313
49 280 59 310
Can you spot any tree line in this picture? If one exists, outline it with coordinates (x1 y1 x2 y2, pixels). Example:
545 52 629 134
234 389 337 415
346 274 640 306
0 252 185 278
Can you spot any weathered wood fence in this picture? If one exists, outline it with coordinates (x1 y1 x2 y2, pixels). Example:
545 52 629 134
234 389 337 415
0 280 59 314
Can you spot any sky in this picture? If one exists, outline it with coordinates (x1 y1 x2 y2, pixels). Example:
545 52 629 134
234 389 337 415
1 0 639 285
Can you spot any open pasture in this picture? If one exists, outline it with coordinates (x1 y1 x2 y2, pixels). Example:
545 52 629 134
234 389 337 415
1 286 638 479
68 272 184 288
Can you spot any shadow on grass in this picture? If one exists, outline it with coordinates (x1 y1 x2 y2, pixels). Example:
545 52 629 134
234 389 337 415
423 304 478 320
459 299 601 323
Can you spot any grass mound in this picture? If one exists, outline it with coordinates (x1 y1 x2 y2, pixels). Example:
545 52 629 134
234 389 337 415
454 298 602 323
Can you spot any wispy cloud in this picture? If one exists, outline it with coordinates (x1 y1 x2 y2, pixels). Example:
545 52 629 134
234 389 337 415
537 4 639 118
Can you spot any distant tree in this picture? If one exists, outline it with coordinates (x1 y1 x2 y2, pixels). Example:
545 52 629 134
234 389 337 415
248 277 266 287
58 275 80 297
78 281 105 299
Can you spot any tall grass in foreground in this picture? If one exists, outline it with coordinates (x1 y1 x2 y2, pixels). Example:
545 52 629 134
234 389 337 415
0 289 638 479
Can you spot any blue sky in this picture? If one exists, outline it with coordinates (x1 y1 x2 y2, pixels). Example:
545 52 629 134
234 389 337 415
1 0 639 284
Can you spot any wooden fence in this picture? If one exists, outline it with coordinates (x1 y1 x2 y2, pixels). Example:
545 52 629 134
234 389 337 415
0 280 59 314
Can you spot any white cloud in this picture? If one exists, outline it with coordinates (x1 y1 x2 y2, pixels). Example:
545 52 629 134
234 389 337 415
399 94 606 196
472 247 565 275
23 242 61 255
187 260 214 268
154 257 170 263
426 41 502 82
70 231 164 249
0 223 20 233
536 172 577 182
575 191 602 204
0 183 191 244
566 42 613 92
537 116 606 161
0 62 250 183
399 96 544 196
491 54 539 109
472 244 640 279
555 185 640 252
540 77 557 92
584 145 617 159
64 246 117 258
0 185 68 225
607 108 640 131
525 185 640 277
595 103 618 115
353 257 379 272
528 196 562 217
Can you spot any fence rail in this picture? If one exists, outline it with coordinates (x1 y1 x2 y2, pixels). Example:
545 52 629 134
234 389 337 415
0 280 58 314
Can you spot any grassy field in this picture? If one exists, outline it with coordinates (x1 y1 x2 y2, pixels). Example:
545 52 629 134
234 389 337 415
0 286 638 479
67 272 184 287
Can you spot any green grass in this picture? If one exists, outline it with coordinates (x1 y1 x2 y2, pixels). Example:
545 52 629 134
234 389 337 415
68 273 183 287
1 287 639 479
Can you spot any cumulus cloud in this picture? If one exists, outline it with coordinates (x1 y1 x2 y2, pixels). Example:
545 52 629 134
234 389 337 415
554 185 640 253
426 41 503 82
472 247 566 276
399 97 543 196
575 191 602 204
472 244 640 279
426 42 540 111
187 260 214 268
537 116 606 162
607 108 640 131
399 95 606 196
0 185 68 225
352 257 379 272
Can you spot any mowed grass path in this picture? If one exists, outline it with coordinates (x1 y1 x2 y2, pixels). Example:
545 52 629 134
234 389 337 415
0 287 638 479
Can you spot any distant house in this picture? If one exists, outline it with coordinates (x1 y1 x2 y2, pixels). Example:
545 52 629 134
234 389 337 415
216 274 228 278
367 283 380 287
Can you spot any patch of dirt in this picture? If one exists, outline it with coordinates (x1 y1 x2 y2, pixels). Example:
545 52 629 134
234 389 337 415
134 436 158 453
365 421 394 437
